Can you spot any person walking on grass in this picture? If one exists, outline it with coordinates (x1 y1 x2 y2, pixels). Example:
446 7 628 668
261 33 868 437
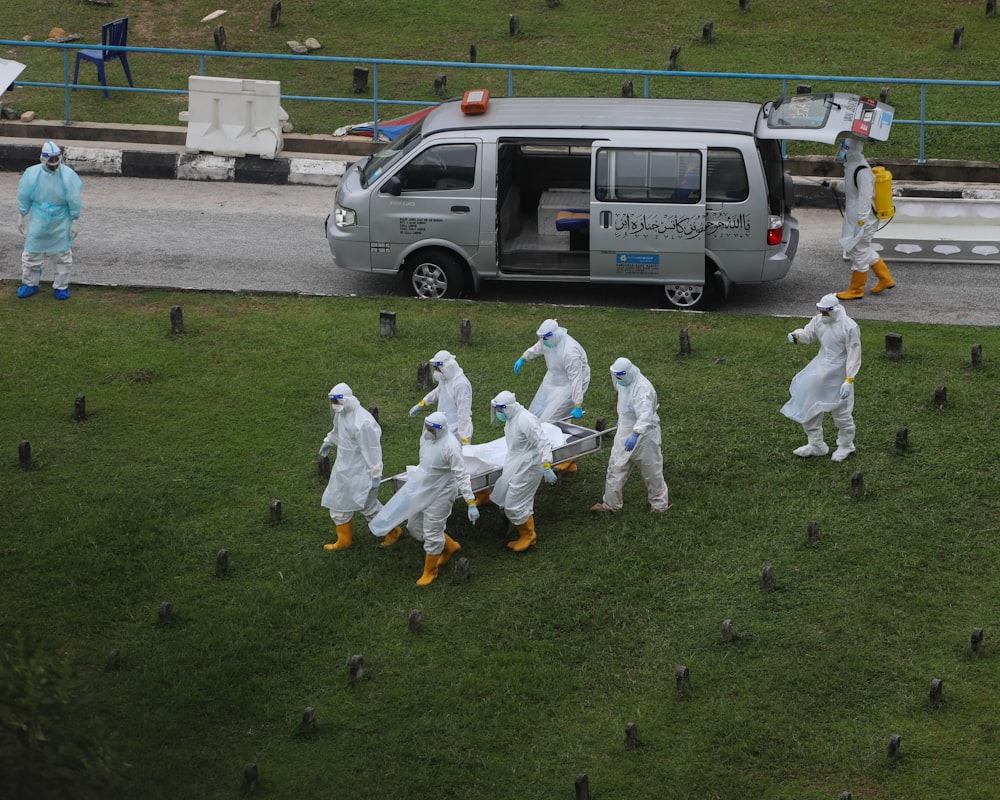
781 293 861 463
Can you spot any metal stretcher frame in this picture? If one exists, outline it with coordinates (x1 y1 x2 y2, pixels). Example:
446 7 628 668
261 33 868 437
388 419 617 494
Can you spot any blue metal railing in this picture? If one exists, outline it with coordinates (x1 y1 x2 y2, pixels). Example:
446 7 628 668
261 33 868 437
5 39 1000 163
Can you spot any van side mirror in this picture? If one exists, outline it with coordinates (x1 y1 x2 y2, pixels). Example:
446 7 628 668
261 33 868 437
383 175 403 196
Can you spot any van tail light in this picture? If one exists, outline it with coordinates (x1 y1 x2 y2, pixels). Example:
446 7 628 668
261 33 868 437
766 215 783 246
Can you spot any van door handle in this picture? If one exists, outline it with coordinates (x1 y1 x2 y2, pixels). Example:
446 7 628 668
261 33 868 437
451 205 471 213
599 210 611 228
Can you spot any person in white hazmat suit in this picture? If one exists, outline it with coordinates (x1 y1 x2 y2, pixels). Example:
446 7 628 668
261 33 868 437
513 319 591 423
16 141 83 300
590 358 670 513
780 294 861 462
822 138 895 300
369 412 480 586
488 391 558 552
318 384 401 550
409 350 473 445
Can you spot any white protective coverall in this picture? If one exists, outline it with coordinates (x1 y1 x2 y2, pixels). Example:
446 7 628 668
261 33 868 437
489 392 554 527
834 139 878 273
596 358 670 512
369 412 476 555
320 383 384 525
780 294 862 461
17 147 83 292
415 350 474 444
517 319 591 422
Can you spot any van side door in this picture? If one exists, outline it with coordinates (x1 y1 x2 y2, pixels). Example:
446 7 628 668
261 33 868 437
589 144 707 283
368 140 482 271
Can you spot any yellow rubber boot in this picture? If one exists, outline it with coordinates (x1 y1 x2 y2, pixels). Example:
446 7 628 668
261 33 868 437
473 489 493 506
415 553 442 586
439 533 461 566
836 270 868 300
555 460 578 474
869 258 896 293
508 516 537 552
380 526 403 548
323 521 353 551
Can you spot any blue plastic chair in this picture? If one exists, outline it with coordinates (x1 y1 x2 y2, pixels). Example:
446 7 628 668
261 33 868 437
73 17 134 99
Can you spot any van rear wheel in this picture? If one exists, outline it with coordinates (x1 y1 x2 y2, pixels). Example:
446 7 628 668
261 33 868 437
664 266 717 311
406 249 465 299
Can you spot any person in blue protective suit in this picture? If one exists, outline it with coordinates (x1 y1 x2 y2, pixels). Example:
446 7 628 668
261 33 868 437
823 138 895 300
16 141 83 300
781 293 861 462
513 318 591 423
590 357 670 513
369 412 479 586
318 383 401 551
488 390 558 552
409 350 473 445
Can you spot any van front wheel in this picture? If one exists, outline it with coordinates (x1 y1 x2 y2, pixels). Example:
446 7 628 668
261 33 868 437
406 249 465 299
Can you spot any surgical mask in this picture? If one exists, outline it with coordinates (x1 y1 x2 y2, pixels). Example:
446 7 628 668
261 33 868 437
330 402 344 414
431 362 444 382
495 411 507 423
613 371 629 387
44 157 61 172
423 429 437 441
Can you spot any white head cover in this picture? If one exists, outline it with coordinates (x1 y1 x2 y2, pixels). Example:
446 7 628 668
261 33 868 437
41 140 62 160
328 382 359 413
610 356 636 387
536 318 563 346
424 410 449 438
430 350 460 381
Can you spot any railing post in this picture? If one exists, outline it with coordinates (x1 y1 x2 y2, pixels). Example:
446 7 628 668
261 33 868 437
63 48 72 125
508 68 514 97
919 83 927 163
372 63 379 141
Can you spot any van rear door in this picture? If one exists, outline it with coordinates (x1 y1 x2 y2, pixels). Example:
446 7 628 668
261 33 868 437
589 143 708 284
756 92 894 144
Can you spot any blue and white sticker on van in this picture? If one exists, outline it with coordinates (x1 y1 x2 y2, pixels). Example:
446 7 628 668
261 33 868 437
616 253 660 274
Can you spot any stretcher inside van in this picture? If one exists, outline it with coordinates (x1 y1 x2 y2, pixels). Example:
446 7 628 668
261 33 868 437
326 92 893 310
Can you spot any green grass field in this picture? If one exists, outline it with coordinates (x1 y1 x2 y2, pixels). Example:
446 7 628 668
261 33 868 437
2 288 999 798
3 0 1000 160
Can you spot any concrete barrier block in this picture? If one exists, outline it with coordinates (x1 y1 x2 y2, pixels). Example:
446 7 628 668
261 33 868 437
181 75 289 159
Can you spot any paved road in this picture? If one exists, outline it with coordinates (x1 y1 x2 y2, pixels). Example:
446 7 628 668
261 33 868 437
2 173 998 326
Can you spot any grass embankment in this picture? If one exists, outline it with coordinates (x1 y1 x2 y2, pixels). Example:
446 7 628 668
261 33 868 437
2 287 998 798
2 0 1000 160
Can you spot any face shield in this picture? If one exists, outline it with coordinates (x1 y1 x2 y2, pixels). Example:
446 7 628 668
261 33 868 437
423 418 444 441
536 319 559 348
610 357 634 388
836 139 851 164
816 293 839 322
329 391 346 414
41 141 63 171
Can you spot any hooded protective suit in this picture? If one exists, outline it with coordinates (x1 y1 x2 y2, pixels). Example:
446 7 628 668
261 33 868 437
320 383 384 524
17 142 83 294
369 412 475 555
594 358 670 512
516 319 591 422
781 294 861 460
489 391 554 526
415 350 474 444
834 139 878 267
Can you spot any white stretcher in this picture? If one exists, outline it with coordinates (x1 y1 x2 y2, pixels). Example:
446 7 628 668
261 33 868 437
388 419 616 493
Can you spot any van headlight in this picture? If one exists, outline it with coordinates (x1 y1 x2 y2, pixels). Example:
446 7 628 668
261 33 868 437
334 203 357 228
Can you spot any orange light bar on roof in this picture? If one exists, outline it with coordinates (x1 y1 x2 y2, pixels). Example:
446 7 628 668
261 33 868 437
461 89 490 114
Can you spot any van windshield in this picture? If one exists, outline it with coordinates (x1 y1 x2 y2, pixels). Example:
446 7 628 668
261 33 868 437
360 121 425 187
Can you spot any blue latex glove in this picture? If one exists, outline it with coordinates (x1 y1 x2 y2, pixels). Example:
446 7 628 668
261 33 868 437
318 443 332 458
467 503 480 525
624 432 639 452
542 467 558 485
571 405 584 419
371 476 381 489
787 332 799 344
839 380 853 400
408 403 423 417
514 357 525 375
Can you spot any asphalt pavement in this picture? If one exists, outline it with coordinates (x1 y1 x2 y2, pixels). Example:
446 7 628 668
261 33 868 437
2 131 999 327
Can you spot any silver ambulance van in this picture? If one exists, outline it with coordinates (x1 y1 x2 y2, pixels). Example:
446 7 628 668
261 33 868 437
325 91 893 309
